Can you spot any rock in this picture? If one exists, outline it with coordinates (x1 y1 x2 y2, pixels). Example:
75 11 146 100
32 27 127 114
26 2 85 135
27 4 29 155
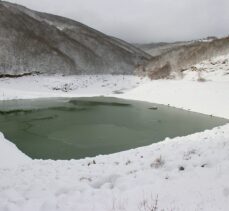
149 106 158 110
179 166 185 171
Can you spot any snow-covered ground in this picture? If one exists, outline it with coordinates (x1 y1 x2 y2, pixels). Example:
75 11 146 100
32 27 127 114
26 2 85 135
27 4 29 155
0 75 148 101
183 54 229 82
0 54 229 211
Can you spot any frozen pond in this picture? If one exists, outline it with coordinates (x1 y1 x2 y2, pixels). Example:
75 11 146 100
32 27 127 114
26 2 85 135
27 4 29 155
0 97 228 160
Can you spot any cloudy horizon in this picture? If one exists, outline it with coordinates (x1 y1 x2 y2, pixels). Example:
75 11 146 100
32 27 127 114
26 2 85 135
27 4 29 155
5 0 229 43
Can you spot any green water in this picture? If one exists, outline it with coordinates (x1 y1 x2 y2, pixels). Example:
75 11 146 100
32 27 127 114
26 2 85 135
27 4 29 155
0 97 228 160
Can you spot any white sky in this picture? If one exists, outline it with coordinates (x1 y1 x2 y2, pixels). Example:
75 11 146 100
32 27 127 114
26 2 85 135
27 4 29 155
5 0 229 43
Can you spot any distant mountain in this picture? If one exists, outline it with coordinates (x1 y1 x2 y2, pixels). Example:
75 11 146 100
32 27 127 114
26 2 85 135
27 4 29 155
134 41 195 57
0 1 151 76
134 37 218 57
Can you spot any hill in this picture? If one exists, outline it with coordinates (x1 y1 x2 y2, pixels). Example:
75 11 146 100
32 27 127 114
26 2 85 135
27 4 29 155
0 1 151 76
141 37 229 79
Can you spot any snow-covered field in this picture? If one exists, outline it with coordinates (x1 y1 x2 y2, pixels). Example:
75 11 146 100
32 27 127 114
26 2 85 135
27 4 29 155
0 54 229 211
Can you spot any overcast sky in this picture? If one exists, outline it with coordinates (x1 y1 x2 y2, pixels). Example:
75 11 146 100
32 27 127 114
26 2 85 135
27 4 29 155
5 0 229 43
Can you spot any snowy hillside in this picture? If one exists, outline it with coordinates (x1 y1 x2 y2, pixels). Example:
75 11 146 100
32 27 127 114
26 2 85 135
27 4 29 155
0 1 150 76
182 54 229 81
143 36 229 79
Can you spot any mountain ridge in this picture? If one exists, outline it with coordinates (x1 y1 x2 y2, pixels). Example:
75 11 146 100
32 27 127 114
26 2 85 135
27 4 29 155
0 1 151 76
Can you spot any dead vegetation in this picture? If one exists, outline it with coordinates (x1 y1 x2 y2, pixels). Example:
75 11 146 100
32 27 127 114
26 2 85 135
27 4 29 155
150 156 165 169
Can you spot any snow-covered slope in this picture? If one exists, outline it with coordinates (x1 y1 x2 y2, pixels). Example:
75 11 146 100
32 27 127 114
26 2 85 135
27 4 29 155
182 54 229 82
0 1 150 76
0 54 229 210
144 36 229 79
0 125 229 211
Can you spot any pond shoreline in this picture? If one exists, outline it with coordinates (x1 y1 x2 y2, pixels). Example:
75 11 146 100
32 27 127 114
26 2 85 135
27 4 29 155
1 96 227 160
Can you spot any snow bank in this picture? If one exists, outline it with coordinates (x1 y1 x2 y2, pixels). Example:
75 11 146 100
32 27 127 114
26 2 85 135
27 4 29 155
0 133 31 168
120 80 229 119
0 75 148 101
0 124 229 211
